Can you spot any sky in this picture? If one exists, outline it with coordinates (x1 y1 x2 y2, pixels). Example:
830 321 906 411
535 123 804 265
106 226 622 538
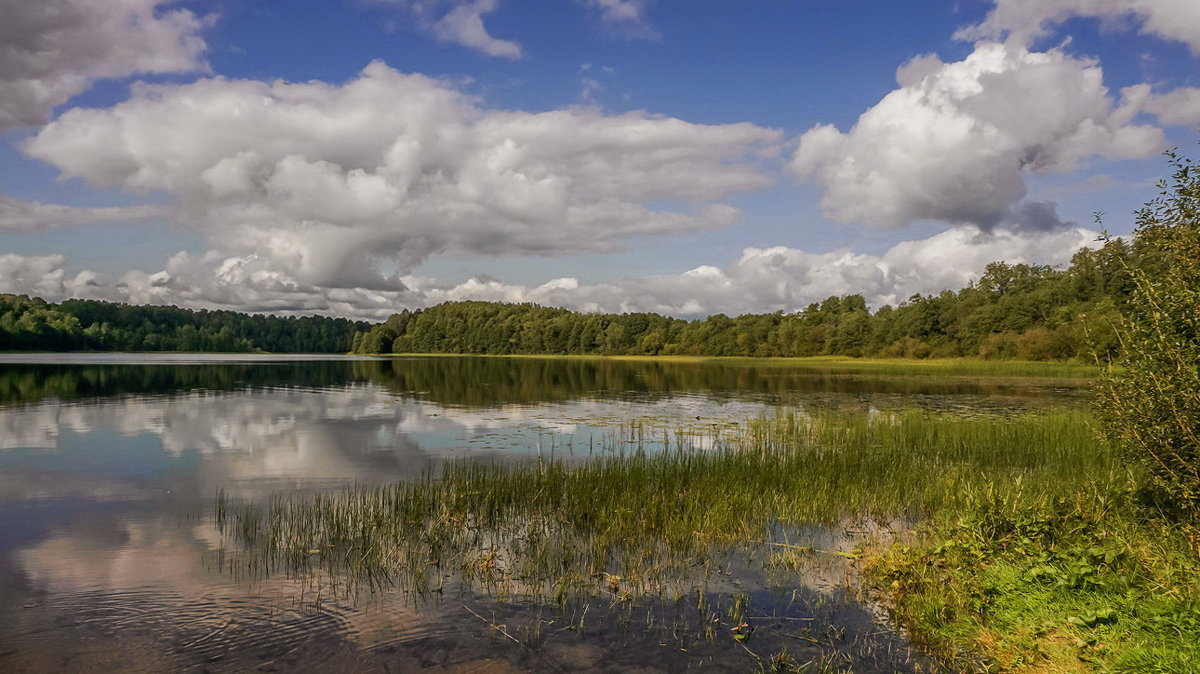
1 0 1198 320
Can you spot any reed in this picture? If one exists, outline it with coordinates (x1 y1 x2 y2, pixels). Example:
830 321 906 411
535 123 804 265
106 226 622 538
216 409 1112 601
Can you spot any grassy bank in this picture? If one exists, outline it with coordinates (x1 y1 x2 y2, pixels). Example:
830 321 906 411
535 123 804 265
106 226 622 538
865 488 1200 672
212 407 1199 671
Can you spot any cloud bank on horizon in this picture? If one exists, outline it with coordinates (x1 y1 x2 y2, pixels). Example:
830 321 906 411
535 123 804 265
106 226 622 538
0 225 1101 320
1 0 1198 319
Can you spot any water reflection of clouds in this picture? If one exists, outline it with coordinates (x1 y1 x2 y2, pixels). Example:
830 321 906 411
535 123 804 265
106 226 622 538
0 403 61 449
0 386 776 503
5 513 449 673
18 519 220 594
0 386 771 454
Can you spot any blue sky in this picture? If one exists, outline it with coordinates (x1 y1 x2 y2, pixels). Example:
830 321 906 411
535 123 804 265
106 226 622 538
1 0 1198 318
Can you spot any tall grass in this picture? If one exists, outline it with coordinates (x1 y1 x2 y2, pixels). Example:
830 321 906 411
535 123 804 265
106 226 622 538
217 409 1115 602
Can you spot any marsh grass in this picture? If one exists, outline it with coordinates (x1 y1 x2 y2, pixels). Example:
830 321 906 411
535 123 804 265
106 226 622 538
216 409 1111 603
215 407 1155 669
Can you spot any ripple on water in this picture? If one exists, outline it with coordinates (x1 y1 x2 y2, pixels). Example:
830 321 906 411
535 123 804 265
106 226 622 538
0 569 926 673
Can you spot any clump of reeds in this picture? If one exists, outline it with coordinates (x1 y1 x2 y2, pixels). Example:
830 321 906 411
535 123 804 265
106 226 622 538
215 409 1113 607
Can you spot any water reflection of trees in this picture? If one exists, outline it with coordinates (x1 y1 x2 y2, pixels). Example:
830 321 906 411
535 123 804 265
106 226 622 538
354 357 1084 408
0 356 1086 409
0 361 366 406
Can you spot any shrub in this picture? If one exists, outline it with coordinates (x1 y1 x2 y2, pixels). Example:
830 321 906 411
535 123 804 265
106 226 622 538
1097 149 1200 518
1013 325 1078 361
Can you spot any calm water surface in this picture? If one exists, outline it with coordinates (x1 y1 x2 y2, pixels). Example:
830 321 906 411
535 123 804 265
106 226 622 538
0 355 1087 672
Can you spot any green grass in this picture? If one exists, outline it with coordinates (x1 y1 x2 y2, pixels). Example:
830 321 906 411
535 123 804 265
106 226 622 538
218 409 1111 598
866 487 1200 673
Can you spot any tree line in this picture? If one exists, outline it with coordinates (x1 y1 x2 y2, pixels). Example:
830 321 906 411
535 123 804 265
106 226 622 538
0 295 369 353
352 239 1134 361
0 233 1141 361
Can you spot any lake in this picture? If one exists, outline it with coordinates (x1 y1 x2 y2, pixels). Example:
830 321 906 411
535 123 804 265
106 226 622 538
0 354 1090 672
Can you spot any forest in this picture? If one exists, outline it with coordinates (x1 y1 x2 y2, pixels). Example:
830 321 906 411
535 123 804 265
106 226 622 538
0 295 368 353
352 238 1134 361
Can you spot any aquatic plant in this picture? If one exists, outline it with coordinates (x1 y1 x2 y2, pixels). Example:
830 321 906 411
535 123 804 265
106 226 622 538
216 409 1111 601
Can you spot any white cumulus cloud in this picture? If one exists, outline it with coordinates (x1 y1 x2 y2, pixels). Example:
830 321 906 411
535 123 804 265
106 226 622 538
0 0 211 131
1123 85 1200 127
0 226 1099 320
0 254 101 299
959 0 1200 54
790 42 1163 231
456 225 1099 316
376 0 523 59
24 61 779 291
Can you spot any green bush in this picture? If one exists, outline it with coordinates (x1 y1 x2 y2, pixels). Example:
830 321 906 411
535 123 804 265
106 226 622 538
1097 149 1200 518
